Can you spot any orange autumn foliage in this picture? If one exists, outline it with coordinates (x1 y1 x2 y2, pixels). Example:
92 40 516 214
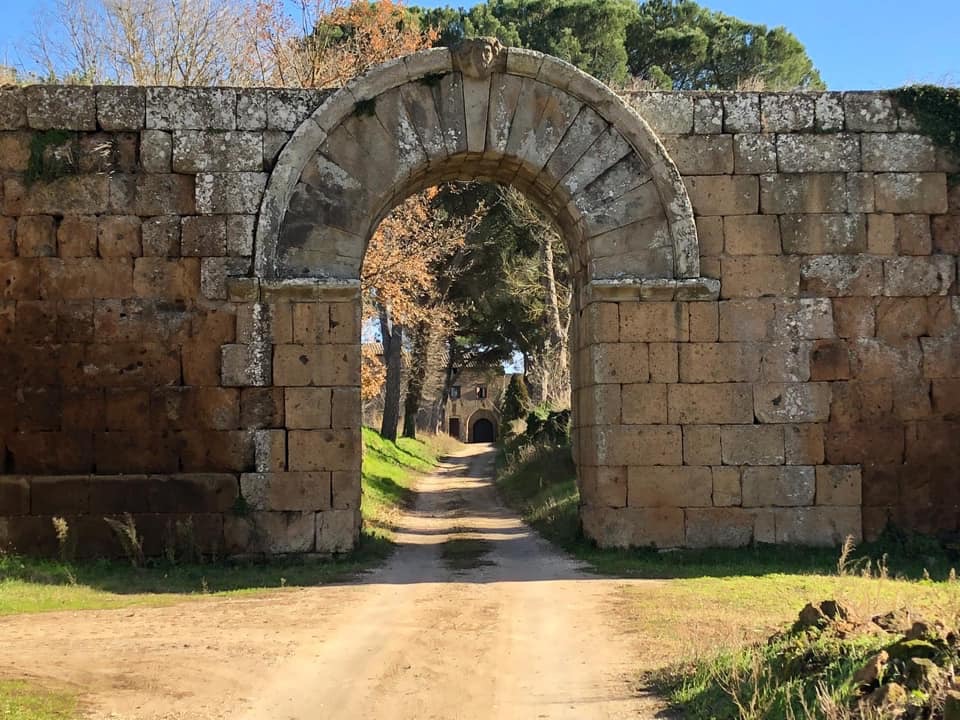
253 0 437 88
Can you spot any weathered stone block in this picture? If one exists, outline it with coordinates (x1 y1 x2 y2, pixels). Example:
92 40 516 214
759 173 847 213
96 87 145 130
620 383 666 425
0 132 30 172
932 215 960 254
883 256 954 296
800 256 883 297
723 94 760 133
0 477 30 515
241 472 331 512
843 92 897 132
712 467 742 506
648 343 679 383
875 173 948 214
832 297 875 339
195 172 267 215
688 303 718 342
581 506 685 548
630 93 693 134
824 422 904 464
57 216 98 258
628 465 712 507
180 216 227 256
331 470 361 510
619 302 689 342
693 96 723 134
733 133 777 173
754 383 831 423
285 387 332 429
684 175 758 215
678 343 761 383
775 507 861 545
718 299 775 341
172 131 264 173
723 215 780 255
668 383 754 425
0 88 26 129
221 343 272 387
761 94 815 132
814 93 844 131
97 216 141 258
721 256 800 298
762 341 811 382
584 343 649 384
146 87 236 130
683 424 721 466
585 425 682 466
780 214 866 255
784 424 824 465
288 429 360 472
720 425 784 466
316 509 359 553
16 216 57 257
661 135 733 175
273 343 359 387
685 507 754 547
742 466 815 507
580 302 619 345
922 335 960 379
776 134 859 172
26 86 95 130
809 339 850 381
862 133 936 171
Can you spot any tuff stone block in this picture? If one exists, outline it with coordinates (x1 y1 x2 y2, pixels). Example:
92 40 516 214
619 302 689 342
288 429 360 472
668 384 754 425
241 472 331 512
724 215 780 255
684 175 758 216
875 173 948 214
720 425 784 466
742 466 815 507
685 507 754 548
581 506 685 548
627 465 712 507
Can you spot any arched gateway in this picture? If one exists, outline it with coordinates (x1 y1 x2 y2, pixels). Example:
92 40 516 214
246 40 715 552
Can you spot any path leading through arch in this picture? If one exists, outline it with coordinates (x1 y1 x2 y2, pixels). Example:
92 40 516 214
0 445 667 719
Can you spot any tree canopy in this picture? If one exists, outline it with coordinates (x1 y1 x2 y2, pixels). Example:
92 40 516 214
411 0 824 89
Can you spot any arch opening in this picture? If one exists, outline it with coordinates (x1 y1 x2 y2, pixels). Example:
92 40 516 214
253 41 709 552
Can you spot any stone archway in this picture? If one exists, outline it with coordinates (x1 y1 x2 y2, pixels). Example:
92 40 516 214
467 410 498 443
249 40 713 552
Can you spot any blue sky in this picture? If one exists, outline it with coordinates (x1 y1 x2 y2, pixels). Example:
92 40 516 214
0 0 957 89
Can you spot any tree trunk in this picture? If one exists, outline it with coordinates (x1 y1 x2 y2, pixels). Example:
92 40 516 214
379 305 403 442
537 230 569 408
402 321 430 439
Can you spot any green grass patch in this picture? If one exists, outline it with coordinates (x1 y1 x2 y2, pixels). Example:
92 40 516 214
360 426 436 533
0 680 77 720
496 441 960 717
495 441 960 581
441 534 495 571
0 429 440 616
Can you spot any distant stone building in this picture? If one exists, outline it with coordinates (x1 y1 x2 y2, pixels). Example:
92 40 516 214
444 366 511 443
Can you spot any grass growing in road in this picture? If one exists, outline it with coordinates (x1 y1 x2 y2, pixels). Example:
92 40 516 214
495 441 960 718
0 680 77 720
0 428 447 618
441 528 495 571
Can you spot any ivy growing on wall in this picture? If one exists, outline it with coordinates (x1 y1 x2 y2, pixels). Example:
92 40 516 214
893 85 960 171
26 130 78 184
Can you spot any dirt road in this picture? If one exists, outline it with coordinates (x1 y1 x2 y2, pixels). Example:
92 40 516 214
1 445 667 719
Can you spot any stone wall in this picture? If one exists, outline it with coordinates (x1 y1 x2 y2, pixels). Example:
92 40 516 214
576 91 959 547
0 68 957 554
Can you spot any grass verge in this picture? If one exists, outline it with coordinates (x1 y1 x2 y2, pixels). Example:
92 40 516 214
495 440 960 718
0 680 77 720
0 428 446 617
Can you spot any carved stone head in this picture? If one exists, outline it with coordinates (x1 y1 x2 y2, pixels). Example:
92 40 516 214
453 37 506 79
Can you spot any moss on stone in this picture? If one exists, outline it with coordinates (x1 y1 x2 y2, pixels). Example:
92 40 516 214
893 85 960 163
26 129 78 184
